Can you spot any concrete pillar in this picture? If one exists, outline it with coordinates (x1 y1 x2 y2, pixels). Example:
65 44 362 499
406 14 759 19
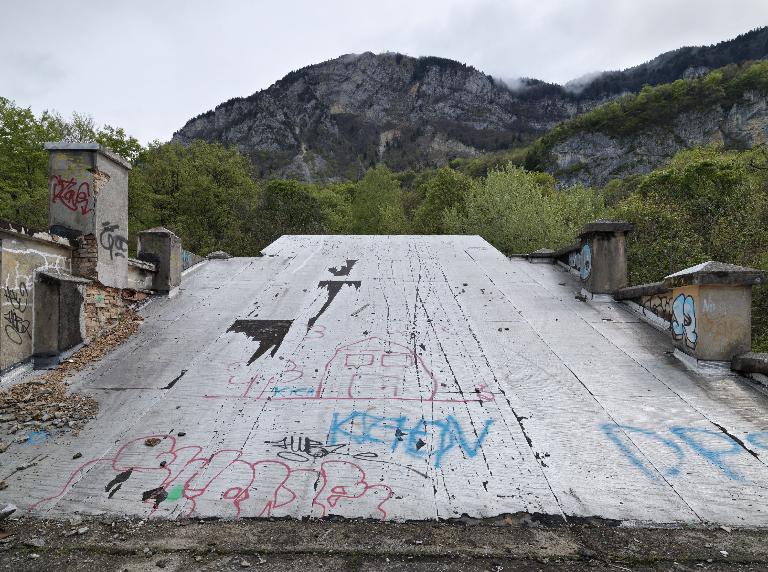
45 142 131 288
137 227 182 292
33 270 90 367
663 261 767 362
578 220 633 294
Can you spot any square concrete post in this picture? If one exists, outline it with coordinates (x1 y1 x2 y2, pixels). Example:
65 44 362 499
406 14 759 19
45 142 132 288
578 220 633 295
663 261 767 362
137 227 182 292
33 270 90 367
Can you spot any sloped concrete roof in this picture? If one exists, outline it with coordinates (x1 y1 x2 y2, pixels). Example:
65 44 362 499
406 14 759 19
6 235 768 525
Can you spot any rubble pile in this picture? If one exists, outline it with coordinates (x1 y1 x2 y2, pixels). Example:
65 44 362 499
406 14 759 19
0 310 144 451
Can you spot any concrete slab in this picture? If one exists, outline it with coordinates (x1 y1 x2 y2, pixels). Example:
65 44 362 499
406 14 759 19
4 235 768 525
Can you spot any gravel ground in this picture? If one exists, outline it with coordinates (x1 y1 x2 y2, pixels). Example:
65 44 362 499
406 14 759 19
0 515 767 571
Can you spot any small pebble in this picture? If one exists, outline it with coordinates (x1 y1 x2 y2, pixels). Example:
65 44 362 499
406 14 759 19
73 452 82 459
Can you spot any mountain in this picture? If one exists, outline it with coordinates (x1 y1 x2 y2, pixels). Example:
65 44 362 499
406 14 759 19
525 60 768 187
173 27 768 182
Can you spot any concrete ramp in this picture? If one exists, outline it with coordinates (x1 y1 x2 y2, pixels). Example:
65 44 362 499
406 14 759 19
9 236 768 525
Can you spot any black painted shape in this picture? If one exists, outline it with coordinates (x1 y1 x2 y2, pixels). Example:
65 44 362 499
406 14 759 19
108 483 123 499
141 486 168 508
163 369 187 390
328 260 358 277
307 281 361 331
415 438 427 450
227 320 293 365
105 469 133 493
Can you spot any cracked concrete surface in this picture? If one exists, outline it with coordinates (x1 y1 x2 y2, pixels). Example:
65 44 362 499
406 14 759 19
2 235 768 525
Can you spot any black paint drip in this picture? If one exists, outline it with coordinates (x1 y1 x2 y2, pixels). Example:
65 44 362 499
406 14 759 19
328 260 357 276
141 486 168 508
307 281 361 331
162 369 187 390
105 469 132 495
227 320 293 365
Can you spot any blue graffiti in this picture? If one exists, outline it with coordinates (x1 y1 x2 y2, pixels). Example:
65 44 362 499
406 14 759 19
26 431 49 445
271 386 316 397
579 244 592 281
329 411 493 468
603 423 768 482
602 424 685 479
671 294 697 349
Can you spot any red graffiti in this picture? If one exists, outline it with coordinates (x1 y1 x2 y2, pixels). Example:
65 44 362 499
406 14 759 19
30 434 394 519
50 175 92 215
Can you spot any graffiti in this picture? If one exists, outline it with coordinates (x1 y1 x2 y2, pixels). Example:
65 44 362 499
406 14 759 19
328 411 493 468
671 294 697 349
210 336 495 404
567 250 581 272
328 260 357 277
50 175 92 215
3 308 31 345
31 434 394 519
4 282 29 313
266 436 353 461
640 293 672 322
579 244 592 281
603 423 768 482
227 319 293 365
307 281 361 330
99 222 128 260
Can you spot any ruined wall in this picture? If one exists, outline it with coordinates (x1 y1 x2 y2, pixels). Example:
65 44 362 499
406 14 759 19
83 284 138 338
0 227 71 373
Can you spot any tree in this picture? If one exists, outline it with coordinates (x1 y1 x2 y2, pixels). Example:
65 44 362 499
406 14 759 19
411 168 471 234
350 165 407 234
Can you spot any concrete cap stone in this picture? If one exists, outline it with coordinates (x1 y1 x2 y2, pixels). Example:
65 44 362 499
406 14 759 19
38 269 92 285
207 250 232 260
138 227 180 238
663 261 767 288
44 141 132 170
579 220 633 238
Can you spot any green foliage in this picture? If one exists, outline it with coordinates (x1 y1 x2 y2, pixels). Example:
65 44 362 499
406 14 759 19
128 141 261 256
349 165 407 234
606 146 768 350
411 168 471 234
444 164 604 254
0 98 61 228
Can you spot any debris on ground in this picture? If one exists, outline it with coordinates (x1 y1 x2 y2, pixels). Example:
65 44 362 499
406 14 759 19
0 310 143 450
0 503 16 520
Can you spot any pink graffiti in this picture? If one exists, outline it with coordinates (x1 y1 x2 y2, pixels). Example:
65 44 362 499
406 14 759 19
30 434 393 519
50 175 92 215
209 336 496 404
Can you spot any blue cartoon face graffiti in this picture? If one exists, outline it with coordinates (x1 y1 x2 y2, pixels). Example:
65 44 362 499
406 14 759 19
579 244 592 281
671 293 697 349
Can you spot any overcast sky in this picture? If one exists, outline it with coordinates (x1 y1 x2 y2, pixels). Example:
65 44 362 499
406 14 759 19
1 1 766 144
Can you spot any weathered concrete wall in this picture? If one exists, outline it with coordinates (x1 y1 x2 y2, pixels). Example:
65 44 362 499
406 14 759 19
0 227 71 373
47 143 131 289
34 272 89 361
670 284 752 361
127 259 156 291
138 228 181 292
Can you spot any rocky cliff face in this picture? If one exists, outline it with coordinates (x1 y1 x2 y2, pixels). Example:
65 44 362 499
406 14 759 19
174 28 768 182
547 92 768 187
173 53 599 181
